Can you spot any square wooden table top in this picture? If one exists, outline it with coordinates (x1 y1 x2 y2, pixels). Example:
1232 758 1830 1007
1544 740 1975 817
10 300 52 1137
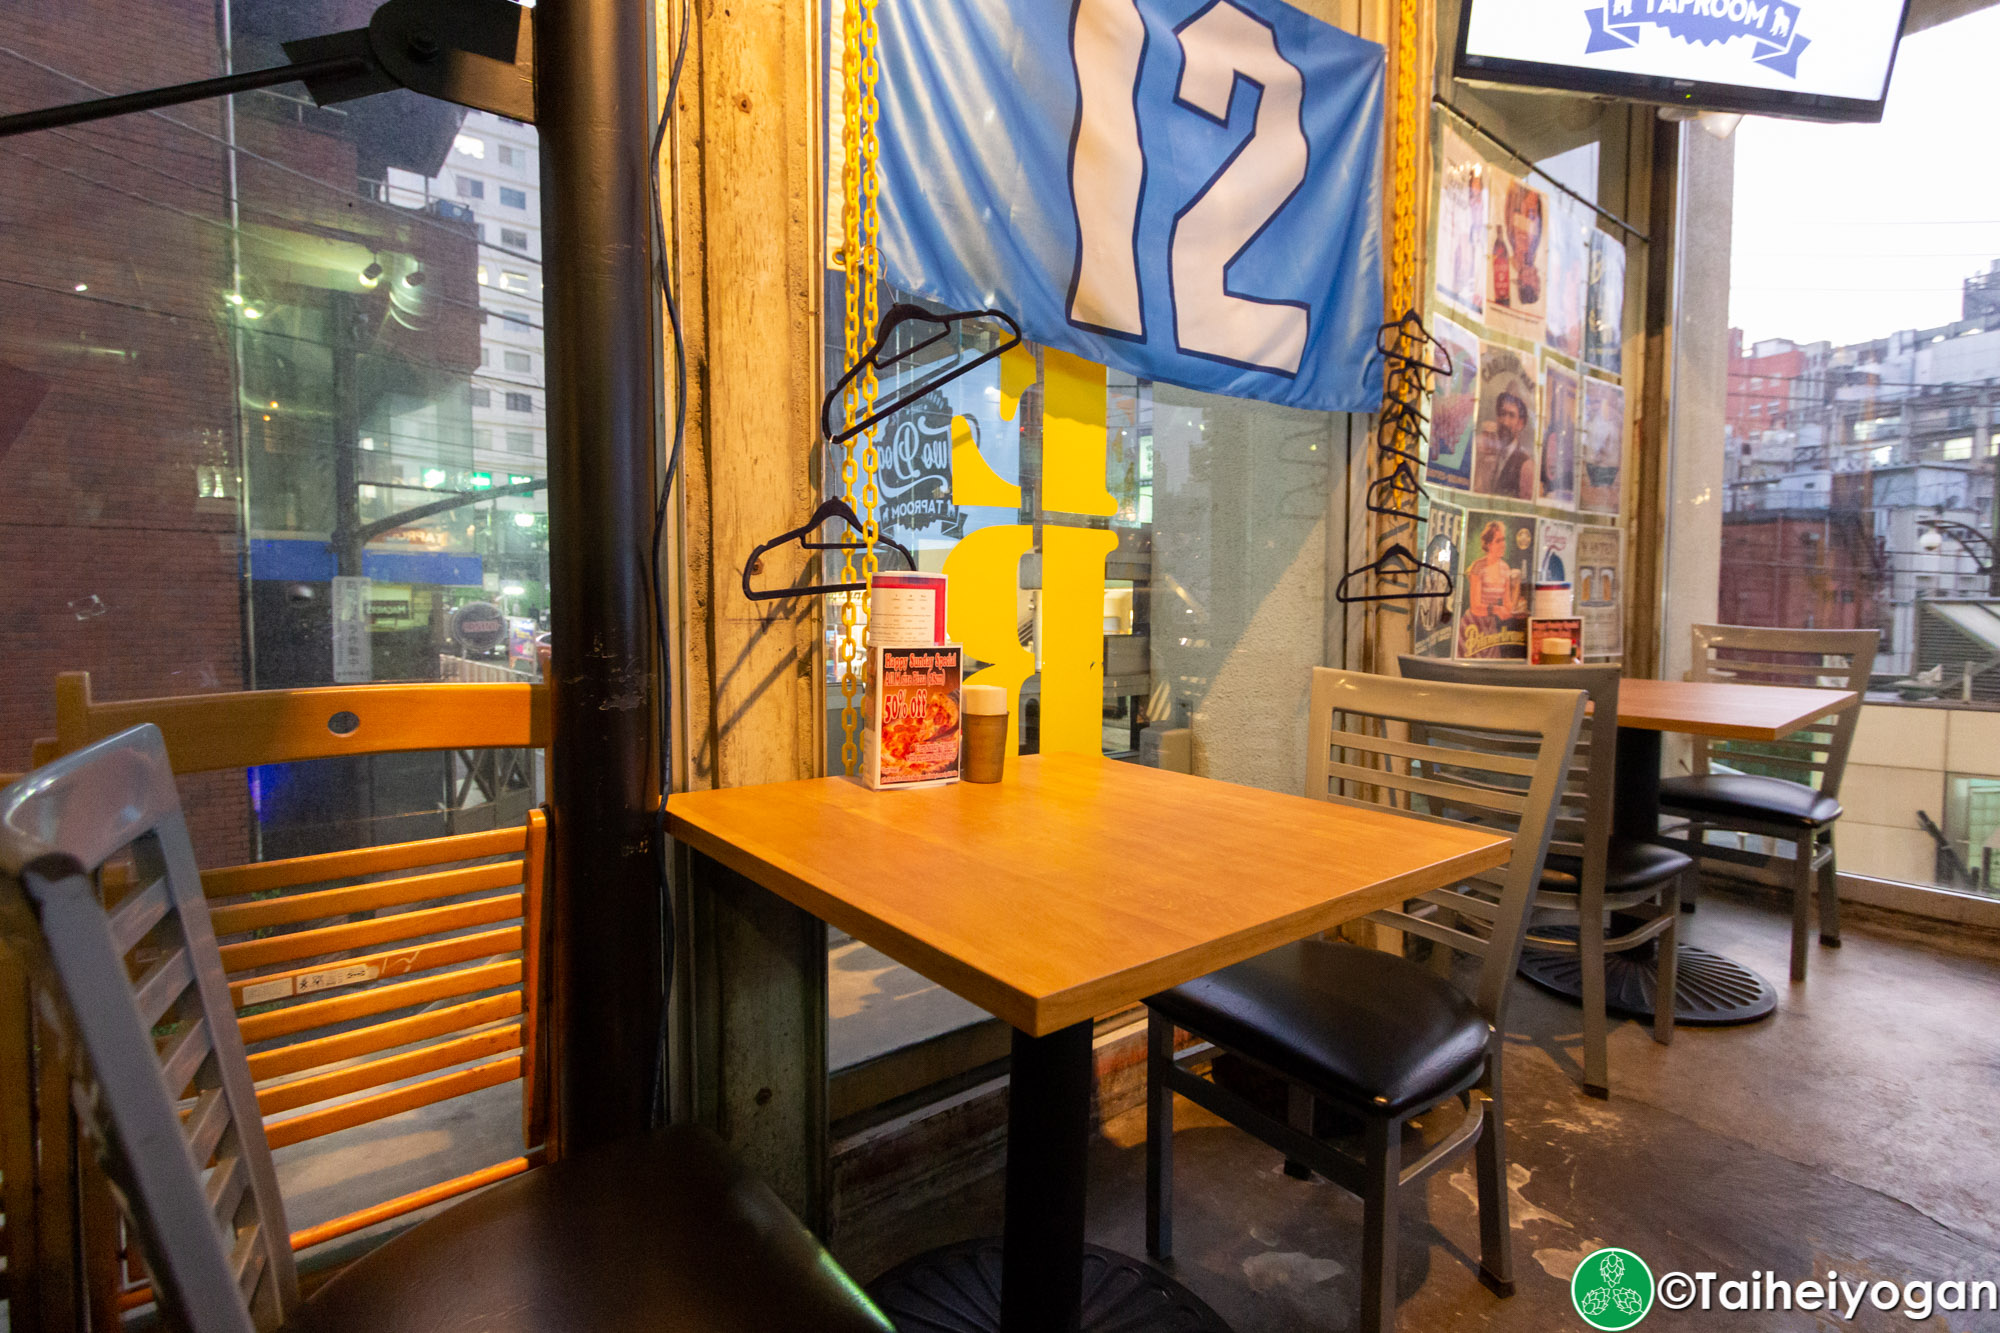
1615 678 1859 741
666 753 1512 1036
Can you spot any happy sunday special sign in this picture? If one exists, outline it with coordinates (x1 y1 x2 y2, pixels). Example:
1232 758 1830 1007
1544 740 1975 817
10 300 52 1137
1462 0 1905 101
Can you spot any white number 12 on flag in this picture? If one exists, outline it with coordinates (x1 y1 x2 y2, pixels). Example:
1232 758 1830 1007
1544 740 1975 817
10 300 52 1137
1067 0 1311 377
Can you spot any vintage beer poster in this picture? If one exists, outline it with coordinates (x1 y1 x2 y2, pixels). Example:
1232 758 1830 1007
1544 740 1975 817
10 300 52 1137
1580 376 1625 515
1545 195 1591 361
1427 318 1481 492
1473 342 1536 500
1537 517 1576 587
1456 509 1534 660
1435 127 1487 319
1484 172 1548 343
1539 358 1580 508
1413 502 1464 659
1586 231 1626 376
1576 525 1624 659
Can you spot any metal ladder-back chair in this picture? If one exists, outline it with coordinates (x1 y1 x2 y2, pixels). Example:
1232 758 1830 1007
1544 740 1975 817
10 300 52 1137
1659 624 1879 983
0 726 895 1333
1 726 296 1333
1145 668 1584 1333
1398 658 1690 1098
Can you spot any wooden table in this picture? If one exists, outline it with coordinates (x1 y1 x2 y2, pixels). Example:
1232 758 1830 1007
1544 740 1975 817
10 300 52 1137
1611 679 1859 846
667 753 1511 1333
1521 678 1860 1026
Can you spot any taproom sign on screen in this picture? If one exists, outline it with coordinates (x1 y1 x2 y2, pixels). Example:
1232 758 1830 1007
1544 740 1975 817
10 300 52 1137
1460 0 1904 99
871 0 1386 412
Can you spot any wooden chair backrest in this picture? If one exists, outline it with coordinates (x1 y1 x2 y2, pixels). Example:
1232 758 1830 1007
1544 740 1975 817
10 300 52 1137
0 726 299 1333
32 672 556 1274
1307 668 1584 1032
1400 658 1622 908
40 671 550 772
1687 623 1879 799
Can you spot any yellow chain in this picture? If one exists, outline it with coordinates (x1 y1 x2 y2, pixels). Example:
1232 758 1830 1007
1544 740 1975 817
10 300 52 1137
858 0 883 597
834 0 884 774
837 0 864 773
1387 0 1421 340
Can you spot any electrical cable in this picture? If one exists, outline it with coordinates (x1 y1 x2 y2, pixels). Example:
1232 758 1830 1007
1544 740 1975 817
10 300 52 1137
648 0 692 1130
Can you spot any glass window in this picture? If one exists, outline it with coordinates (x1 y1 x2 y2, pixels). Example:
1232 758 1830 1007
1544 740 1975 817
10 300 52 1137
501 308 531 329
498 144 523 168
3 20 551 1245
500 226 530 250
505 391 534 412
1703 8 2000 898
507 431 535 454
505 350 533 373
500 186 528 209
453 133 485 158
500 270 531 292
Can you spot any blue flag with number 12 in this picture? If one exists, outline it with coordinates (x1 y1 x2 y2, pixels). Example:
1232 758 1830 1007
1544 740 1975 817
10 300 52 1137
874 0 1385 413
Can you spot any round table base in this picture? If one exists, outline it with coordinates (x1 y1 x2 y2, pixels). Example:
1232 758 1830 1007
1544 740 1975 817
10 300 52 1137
1519 930 1777 1026
868 1238 1235 1332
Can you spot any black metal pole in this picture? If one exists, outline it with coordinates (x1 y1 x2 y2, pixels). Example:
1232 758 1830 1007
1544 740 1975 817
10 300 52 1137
0 55 365 139
535 0 662 1154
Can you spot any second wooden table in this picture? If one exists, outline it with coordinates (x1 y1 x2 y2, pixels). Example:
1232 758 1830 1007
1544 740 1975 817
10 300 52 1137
1518 677 1860 1026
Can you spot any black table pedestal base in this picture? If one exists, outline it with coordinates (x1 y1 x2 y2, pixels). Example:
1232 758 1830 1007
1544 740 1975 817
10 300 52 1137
1519 926 1778 1026
869 1238 1234 1332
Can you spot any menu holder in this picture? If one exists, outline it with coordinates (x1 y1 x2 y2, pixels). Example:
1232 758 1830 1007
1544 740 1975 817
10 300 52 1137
869 570 949 646
862 643 964 790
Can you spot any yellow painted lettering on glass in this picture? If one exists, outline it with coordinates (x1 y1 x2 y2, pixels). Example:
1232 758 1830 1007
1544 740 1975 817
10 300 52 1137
944 525 1035 776
1037 525 1118 754
1041 347 1117 517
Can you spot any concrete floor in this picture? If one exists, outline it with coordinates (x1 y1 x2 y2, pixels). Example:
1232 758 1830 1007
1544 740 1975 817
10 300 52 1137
841 888 2000 1332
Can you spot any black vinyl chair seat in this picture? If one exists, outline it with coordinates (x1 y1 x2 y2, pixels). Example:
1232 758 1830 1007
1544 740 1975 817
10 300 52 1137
1659 773 1842 829
1542 839 1693 896
1148 939 1491 1118
284 1124 892 1333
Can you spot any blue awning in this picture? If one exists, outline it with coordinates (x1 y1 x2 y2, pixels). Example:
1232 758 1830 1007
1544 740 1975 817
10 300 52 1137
248 539 484 588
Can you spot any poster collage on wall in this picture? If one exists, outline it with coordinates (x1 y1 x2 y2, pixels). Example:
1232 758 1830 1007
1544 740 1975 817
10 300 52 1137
1419 123 1627 663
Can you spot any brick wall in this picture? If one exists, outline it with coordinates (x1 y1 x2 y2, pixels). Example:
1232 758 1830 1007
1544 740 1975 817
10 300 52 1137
0 0 252 865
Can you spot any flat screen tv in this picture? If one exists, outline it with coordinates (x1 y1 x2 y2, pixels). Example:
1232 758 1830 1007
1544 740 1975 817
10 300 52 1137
1454 0 1912 122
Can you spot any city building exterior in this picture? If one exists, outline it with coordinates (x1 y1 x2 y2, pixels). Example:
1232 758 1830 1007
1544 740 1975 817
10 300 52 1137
1722 273 2000 682
385 111 550 630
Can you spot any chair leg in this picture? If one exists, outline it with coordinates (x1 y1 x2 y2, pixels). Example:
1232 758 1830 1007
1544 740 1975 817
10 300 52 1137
1653 876 1680 1046
1145 1011 1173 1260
1818 834 1842 948
1681 824 1703 913
1283 1084 1315 1179
1360 1115 1402 1333
1579 904 1610 1100
1789 836 1814 983
1473 1062 1514 1298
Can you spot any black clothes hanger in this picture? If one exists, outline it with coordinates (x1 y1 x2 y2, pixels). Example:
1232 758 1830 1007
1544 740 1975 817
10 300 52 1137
1365 456 1428 519
741 496 917 602
821 304 1023 445
1374 309 1453 377
1376 403 1428 463
1334 542 1454 604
